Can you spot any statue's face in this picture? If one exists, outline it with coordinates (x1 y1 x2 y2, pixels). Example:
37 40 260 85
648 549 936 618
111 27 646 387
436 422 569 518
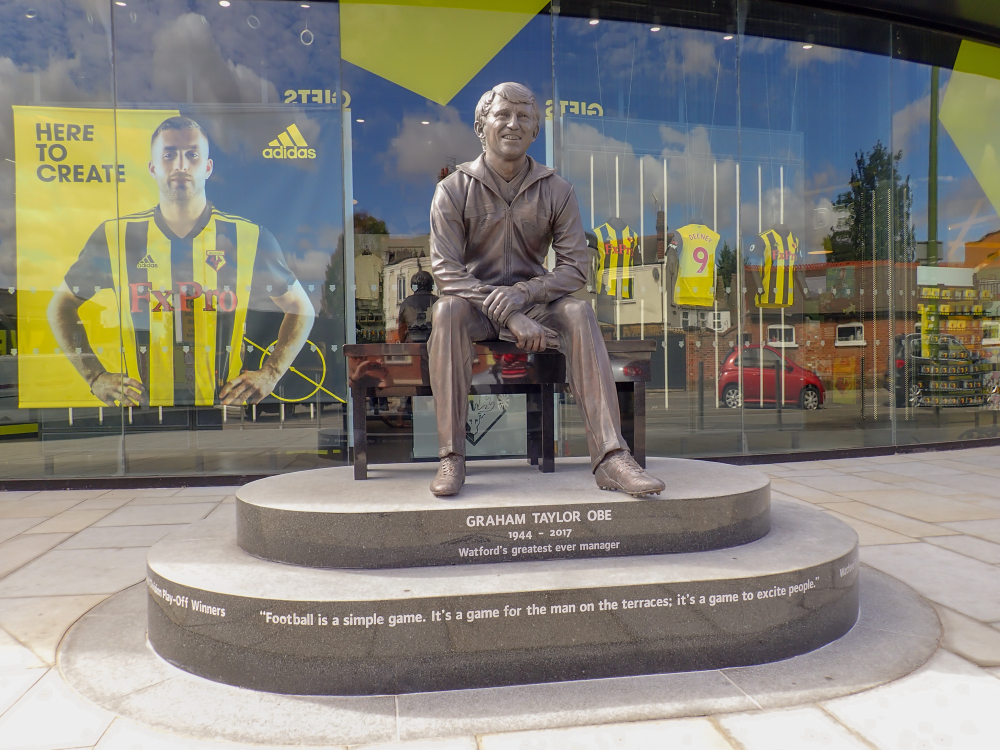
477 95 538 161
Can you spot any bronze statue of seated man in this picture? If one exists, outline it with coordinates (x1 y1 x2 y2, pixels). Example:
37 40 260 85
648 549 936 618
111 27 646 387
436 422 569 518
427 82 665 499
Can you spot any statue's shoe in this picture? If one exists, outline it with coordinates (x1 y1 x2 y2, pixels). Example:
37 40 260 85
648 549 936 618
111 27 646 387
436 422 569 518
430 454 466 497
595 450 665 497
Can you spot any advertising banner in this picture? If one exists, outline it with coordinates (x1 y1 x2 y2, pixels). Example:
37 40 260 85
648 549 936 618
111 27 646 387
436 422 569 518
13 105 344 409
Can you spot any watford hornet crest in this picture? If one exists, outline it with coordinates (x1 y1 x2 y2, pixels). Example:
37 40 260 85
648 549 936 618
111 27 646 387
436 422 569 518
465 394 510 447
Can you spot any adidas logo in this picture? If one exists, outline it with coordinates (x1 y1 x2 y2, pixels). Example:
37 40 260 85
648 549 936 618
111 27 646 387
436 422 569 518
262 124 316 160
136 254 157 269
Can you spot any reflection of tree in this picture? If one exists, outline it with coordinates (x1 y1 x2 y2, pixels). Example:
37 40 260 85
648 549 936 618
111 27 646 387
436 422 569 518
320 211 390 317
716 240 736 288
354 210 388 236
829 141 914 263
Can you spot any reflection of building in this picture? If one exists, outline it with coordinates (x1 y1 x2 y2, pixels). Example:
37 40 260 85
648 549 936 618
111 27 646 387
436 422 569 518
354 235 431 343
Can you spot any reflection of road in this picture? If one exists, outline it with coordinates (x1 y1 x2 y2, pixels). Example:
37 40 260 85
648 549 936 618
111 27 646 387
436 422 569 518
558 389 1000 458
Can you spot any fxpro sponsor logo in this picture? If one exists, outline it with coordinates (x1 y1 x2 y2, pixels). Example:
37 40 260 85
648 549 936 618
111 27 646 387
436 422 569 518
262 123 316 159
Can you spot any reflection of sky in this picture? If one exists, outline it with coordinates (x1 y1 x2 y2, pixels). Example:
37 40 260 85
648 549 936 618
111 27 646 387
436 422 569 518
345 12 998 262
0 1 997 289
344 14 552 236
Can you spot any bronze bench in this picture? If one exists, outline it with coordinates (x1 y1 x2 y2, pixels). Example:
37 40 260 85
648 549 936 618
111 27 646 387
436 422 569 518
344 340 654 480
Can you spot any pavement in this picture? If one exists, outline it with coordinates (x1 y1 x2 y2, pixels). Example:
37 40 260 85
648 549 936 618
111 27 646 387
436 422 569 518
3 447 1000 749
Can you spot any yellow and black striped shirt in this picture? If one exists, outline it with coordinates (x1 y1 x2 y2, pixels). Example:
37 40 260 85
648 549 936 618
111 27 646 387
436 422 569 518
753 225 799 309
593 218 636 299
65 203 296 406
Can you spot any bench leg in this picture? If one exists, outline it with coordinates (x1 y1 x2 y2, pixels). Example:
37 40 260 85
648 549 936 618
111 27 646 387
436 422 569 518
526 388 541 466
541 384 555 473
634 381 646 469
352 385 368 480
618 383 635 460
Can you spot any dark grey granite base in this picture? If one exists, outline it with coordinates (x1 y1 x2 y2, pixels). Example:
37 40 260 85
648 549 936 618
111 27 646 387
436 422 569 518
61 567 935 745
236 458 771 568
147 500 857 695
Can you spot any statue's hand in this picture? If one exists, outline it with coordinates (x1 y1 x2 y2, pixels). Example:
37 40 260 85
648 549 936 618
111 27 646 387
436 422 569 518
505 313 546 353
483 285 529 323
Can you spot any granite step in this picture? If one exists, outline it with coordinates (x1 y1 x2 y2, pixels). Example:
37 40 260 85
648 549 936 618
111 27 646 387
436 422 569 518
236 457 771 568
147 498 858 695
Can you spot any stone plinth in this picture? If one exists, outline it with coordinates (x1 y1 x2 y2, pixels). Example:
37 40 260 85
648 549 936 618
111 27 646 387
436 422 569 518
236 458 771 568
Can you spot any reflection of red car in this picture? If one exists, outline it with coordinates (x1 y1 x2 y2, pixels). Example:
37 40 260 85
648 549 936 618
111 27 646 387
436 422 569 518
718 346 825 409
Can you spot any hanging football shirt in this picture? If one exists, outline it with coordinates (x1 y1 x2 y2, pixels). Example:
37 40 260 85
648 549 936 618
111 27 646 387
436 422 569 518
753 225 799 308
673 224 720 307
593 218 637 299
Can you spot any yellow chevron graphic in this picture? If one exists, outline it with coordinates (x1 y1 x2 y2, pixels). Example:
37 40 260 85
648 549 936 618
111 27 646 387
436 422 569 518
268 124 309 149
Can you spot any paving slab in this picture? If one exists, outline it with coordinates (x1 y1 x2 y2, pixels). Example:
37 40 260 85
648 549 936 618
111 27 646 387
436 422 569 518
0 630 47 670
0 518 46 544
820 510 912 546
824 649 1000 750
835 490 1000 523
56 524 189 550
0 533 74 580
94 719 347 749
0 667 47 718
934 605 1000 667
861 543 1000 621
0 547 150 597
0 595 108 665
0 669 114 750
23 509 115 535
941 518 1000 544
478 717 734 750
92 503 218 527
0 499 85 519
718 706 869 750
819 501 956 538
925 534 1000 564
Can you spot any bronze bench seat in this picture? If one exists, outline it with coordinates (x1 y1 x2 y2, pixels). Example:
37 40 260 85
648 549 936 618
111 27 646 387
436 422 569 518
344 340 655 480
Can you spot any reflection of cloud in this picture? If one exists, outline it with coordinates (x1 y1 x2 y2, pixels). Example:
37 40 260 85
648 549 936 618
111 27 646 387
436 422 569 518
561 121 753 248
784 44 844 68
384 108 481 181
150 14 277 106
143 13 323 165
287 248 333 284
680 37 719 78
893 83 945 152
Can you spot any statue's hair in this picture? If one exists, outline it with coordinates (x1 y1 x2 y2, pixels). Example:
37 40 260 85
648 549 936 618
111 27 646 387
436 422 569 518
474 82 540 150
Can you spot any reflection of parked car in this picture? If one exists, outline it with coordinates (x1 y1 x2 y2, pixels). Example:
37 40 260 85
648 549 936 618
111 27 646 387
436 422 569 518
885 333 984 408
719 345 825 410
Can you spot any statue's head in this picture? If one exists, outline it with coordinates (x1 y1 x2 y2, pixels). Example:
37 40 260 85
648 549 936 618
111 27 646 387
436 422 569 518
474 82 540 162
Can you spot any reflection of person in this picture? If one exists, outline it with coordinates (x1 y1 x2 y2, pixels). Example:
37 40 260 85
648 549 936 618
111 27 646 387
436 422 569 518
427 82 665 498
397 270 437 343
47 116 315 407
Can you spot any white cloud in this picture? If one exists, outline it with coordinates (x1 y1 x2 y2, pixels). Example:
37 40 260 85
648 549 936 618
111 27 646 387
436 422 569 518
785 43 844 69
384 107 481 182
